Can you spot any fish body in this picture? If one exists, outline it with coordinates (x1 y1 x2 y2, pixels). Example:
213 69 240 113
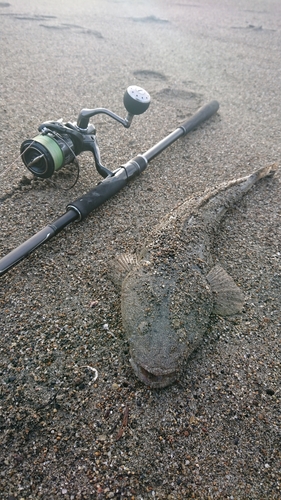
113 164 277 388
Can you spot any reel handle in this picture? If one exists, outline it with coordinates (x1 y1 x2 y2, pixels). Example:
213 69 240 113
123 86 150 115
77 86 150 128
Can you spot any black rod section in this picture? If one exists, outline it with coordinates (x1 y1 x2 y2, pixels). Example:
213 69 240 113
0 210 78 276
0 100 219 276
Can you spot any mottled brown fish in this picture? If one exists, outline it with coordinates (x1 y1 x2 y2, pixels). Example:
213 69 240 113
112 164 277 388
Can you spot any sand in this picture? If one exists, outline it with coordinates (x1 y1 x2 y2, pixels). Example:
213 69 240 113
0 0 280 498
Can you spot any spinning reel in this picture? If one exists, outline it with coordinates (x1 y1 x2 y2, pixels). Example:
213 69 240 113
20 86 150 180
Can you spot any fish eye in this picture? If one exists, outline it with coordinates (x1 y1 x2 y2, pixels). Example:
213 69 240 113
137 321 149 334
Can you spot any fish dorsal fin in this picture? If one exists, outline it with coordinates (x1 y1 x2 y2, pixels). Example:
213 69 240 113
115 253 138 273
109 253 138 286
206 264 244 316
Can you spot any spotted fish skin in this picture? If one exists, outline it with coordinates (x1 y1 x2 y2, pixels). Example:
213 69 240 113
115 164 277 388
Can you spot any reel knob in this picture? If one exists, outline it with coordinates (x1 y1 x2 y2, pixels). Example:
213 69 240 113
123 86 150 115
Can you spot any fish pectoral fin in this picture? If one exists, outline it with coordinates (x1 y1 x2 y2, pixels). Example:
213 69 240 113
206 264 244 316
109 253 138 286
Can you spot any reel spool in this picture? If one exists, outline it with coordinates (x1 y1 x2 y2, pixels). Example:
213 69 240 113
21 132 75 179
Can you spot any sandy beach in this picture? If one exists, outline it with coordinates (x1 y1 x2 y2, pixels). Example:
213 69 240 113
0 0 280 498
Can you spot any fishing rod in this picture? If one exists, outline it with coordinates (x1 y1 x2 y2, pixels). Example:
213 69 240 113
0 86 219 276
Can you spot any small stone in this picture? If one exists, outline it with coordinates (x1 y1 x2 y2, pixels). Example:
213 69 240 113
266 388 275 396
189 415 198 425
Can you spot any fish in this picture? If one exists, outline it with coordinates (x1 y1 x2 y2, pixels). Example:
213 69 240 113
111 164 278 388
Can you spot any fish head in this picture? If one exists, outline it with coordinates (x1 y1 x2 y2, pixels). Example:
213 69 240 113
121 262 212 388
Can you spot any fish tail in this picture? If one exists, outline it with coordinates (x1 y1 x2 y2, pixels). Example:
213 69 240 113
242 163 278 190
231 163 277 199
218 163 278 197
195 163 278 211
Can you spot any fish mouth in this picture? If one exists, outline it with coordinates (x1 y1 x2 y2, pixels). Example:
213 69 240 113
130 358 177 389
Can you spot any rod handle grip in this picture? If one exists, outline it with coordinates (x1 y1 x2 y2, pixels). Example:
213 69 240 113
179 100 219 136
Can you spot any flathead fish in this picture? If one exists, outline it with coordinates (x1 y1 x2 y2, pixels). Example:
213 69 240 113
112 164 277 388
